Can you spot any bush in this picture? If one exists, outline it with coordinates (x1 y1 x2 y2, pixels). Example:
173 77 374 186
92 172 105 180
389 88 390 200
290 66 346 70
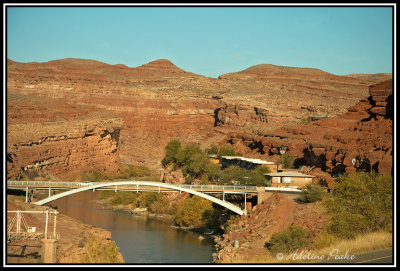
300 182 326 203
174 196 216 228
80 235 120 263
148 193 172 215
325 171 392 239
205 145 219 155
219 165 267 186
81 170 109 182
162 139 182 167
267 225 311 254
276 153 295 169
136 192 158 208
217 145 238 158
224 215 241 233
311 231 338 250
109 191 138 206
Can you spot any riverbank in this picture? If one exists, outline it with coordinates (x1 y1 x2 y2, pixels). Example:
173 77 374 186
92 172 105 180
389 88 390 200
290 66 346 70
99 196 220 239
98 193 224 262
6 194 124 264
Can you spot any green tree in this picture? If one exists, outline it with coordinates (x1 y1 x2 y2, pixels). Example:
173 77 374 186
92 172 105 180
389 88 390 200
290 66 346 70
162 139 182 167
217 145 238 158
175 144 221 181
267 225 311 254
174 196 216 228
300 182 326 203
276 153 295 169
176 145 203 166
325 171 393 239
205 145 219 155
219 165 267 186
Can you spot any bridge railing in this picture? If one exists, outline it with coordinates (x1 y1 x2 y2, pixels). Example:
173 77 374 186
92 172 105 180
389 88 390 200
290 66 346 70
175 184 258 191
7 180 258 192
7 181 78 186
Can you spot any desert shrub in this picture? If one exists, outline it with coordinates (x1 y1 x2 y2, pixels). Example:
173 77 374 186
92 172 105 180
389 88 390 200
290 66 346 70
81 170 109 182
148 193 172 215
80 235 120 263
21 169 40 180
162 139 182 167
174 196 216 228
300 182 326 203
99 190 115 200
109 191 138 206
224 215 241 233
311 231 338 250
136 192 158 209
120 165 151 178
219 165 266 186
276 153 295 169
267 225 311 254
325 171 392 239
205 145 219 155
216 145 238 158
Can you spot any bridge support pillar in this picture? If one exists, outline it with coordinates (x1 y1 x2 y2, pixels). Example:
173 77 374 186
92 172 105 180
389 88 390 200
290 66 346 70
41 239 57 263
25 188 34 203
257 187 273 205
246 201 252 214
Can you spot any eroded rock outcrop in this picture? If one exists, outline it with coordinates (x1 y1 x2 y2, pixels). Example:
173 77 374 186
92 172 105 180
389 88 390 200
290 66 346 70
220 79 393 182
6 58 391 174
7 94 123 180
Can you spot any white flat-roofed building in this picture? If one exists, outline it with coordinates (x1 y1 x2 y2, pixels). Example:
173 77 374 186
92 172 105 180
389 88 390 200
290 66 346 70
264 171 314 188
220 156 281 172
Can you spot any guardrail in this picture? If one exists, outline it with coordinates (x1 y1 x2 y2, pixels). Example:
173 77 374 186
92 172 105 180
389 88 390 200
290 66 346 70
176 184 258 191
7 180 258 192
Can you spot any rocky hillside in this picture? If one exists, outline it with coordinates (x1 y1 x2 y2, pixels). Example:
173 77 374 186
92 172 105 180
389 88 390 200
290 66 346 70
7 93 123 180
221 79 393 183
218 64 391 124
6 58 392 178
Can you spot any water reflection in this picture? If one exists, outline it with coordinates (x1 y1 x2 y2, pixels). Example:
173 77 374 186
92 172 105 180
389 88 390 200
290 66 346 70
50 191 214 263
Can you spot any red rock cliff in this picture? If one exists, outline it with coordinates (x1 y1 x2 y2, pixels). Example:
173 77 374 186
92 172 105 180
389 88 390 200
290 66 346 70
7 93 123 180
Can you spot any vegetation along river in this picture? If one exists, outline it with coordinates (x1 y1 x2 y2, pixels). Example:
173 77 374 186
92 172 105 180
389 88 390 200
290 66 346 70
50 190 216 264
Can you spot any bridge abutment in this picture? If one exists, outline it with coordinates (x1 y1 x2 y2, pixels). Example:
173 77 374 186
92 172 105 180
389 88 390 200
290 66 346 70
41 239 57 263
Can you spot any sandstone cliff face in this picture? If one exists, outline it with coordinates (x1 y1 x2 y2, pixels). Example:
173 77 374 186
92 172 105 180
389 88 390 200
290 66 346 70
7 94 123 180
6 58 392 178
217 64 391 124
221 79 393 182
214 104 268 128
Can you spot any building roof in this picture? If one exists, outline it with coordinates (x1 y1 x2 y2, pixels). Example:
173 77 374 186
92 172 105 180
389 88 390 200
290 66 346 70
264 172 314 178
221 156 275 165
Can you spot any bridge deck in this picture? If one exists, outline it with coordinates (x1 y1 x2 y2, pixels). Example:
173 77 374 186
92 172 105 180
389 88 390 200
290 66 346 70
7 181 259 194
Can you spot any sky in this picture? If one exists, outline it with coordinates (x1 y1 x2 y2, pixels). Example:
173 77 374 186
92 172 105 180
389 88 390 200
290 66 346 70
5 4 394 78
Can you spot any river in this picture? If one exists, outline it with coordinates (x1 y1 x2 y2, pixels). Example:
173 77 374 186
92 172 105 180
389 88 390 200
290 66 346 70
50 190 216 264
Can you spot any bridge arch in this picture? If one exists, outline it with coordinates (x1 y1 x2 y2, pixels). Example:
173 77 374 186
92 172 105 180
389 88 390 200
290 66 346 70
33 181 246 215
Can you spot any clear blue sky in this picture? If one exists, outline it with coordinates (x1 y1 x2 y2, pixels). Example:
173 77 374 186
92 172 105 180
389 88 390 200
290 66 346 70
6 5 394 78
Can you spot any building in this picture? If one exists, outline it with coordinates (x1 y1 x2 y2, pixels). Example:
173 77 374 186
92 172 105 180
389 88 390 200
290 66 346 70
264 171 314 188
220 156 281 172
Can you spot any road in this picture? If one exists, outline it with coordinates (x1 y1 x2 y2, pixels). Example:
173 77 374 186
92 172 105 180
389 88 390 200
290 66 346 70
319 249 393 264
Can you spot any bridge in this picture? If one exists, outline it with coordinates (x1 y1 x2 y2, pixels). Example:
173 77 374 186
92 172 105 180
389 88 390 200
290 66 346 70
7 180 262 216
7 180 301 216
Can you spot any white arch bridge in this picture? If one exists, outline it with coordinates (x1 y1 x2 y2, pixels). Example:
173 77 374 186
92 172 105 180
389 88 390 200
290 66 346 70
7 180 264 216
